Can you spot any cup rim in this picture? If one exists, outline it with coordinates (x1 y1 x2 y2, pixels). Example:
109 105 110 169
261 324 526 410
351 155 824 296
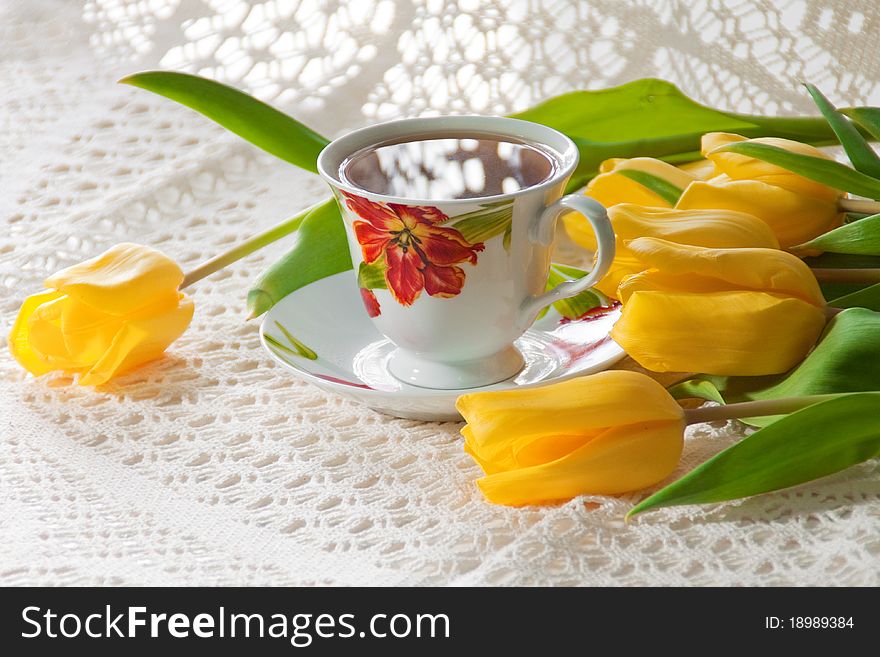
316 115 579 206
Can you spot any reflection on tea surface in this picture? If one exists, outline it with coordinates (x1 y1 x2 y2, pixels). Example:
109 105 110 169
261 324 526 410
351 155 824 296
340 134 558 201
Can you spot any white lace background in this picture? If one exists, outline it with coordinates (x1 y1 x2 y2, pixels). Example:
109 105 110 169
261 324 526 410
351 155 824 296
2 0 879 586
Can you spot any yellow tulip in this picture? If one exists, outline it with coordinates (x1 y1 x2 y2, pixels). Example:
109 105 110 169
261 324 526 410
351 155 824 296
457 370 685 506
8 243 193 386
702 132 840 202
676 178 840 249
676 133 843 248
582 157 697 208
611 238 827 375
565 203 780 298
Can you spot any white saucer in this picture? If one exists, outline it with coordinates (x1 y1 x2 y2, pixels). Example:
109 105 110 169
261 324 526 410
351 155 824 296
260 272 625 421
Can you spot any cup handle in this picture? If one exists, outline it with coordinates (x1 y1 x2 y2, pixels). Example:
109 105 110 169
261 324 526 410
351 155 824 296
519 194 615 326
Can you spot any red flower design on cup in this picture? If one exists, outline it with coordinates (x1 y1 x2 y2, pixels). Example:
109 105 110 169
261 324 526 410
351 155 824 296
343 192 485 306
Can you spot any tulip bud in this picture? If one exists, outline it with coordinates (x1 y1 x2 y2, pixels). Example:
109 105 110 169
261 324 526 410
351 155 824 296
582 157 697 208
676 133 843 248
611 238 827 375
456 370 685 506
564 203 780 298
702 132 840 202
8 243 193 386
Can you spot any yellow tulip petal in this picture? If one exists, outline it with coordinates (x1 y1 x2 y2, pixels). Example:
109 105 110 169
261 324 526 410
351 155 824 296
7 290 65 376
476 420 684 505
27 296 90 369
676 179 841 248
463 426 507 475
617 270 740 303
59 296 125 365
610 204 780 250
512 433 598 468
45 243 184 316
607 157 697 189
623 237 825 306
570 205 780 299
592 255 646 298
465 425 599 474
584 157 697 208
611 290 827 375
456 370 684 469
562 211 600 252
704 133 840 202
78 293 194 386
599 158 626 173
585 171 674 208
701 132 746 155
677 158 715 179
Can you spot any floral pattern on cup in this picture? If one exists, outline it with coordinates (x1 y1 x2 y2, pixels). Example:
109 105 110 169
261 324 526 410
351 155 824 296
359 287 381 317
343 191 485 306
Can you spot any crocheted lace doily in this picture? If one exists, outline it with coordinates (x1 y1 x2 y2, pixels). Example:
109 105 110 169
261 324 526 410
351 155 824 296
1 0 877 585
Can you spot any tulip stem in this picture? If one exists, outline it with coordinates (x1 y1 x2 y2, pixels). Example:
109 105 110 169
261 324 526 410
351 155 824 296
180 198 328 289
683 394 841 425
810 268 880 284
838 198 880 215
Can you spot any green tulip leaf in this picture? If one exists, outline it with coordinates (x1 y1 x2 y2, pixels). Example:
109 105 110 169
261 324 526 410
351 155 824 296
120 71 329 173
830 282 880 310
677 308 880 427
804 83 880 177
617 169 683 205
795 212 880 254
247 198 350 318
545 264 602 319
510 78 838 192
628 393 880 517
550 262 598 281
533 264 602 321
840 107 880 141
667 379 725 404
512 78 752 140
715 141 880 199
819 281 873 301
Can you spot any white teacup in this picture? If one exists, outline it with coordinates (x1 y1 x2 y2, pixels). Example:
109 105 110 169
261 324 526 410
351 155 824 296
317 115 614 390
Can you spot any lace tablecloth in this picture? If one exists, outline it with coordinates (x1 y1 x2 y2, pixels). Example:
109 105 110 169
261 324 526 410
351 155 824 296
2 0 878 586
